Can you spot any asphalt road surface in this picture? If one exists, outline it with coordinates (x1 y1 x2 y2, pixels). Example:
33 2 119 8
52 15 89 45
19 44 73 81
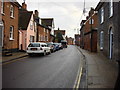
3 45 82 88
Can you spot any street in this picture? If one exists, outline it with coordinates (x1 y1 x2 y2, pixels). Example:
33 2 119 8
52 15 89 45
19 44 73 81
2 45 82 88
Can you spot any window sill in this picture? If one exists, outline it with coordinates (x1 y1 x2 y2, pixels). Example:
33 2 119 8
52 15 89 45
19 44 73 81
1 12 5 16
100 22 104 25
10 16 15 19
9 39 14 41
109 15 113 19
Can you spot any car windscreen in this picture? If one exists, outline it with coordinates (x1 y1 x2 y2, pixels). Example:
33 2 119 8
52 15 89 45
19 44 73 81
28 43 40 47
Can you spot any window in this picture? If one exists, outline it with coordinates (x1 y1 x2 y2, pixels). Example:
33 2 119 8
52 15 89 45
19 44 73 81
9 26 14 40
89 19 94 24
30 35 34 42
10 5 14 17
30 21 33 30
47 30 48 33
1 0 4 14
44 28 45 32
100 31 104 50
100 7 104 24
109 0 113 17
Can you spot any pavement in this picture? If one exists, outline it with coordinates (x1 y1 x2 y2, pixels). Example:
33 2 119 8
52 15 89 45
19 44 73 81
1 51 28 63
77 47 118 88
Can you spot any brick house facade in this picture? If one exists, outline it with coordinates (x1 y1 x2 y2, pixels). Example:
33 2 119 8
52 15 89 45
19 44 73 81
75 34 80 46
85 8 98 52
1 0 20 53
95 1 120 60
38 24 51 43
80 8 98 52
66 37 74 45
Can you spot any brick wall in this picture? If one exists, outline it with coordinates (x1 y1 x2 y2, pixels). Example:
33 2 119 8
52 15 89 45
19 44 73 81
97 2 119 60
2 2 19 51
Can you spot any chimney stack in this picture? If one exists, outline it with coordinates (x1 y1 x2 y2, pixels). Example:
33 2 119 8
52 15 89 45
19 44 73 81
22 2 27 10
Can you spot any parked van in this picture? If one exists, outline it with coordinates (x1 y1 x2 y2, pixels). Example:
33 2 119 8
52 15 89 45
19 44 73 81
26 42 51 56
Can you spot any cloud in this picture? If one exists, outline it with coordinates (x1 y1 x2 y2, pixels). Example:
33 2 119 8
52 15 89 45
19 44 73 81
17 0 100 38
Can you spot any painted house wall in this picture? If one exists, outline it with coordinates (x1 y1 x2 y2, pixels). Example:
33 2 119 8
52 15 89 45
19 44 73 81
19 14 35 51
26 14 35 49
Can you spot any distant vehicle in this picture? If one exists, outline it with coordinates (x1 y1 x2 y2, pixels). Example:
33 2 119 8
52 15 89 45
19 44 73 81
61 40 67 48
53 43 60 51
46 42 54 52
26 42 51 56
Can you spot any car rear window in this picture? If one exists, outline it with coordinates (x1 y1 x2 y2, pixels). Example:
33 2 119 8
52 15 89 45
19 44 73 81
28 43 40 47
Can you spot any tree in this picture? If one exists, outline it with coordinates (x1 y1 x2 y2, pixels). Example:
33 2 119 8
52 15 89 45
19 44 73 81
55 32 64 43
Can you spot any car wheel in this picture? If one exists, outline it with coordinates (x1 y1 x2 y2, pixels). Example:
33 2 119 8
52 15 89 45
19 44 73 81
28 53 33 57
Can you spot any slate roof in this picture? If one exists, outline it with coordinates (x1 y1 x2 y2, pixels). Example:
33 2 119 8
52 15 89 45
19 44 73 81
41 18 54 27
19 10 33 30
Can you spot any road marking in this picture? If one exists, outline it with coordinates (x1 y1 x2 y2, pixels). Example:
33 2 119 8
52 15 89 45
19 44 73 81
73 65 83 90
1 57 28 66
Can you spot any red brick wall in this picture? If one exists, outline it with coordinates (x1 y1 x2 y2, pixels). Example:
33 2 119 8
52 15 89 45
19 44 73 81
38 25 51 43
2 2 19 50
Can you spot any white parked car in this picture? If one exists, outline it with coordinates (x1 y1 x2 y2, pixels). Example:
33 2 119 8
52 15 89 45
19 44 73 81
26 42 51 56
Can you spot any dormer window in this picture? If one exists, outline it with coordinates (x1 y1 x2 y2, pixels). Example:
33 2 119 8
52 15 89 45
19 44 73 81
10 5 14 18
109 0 113 17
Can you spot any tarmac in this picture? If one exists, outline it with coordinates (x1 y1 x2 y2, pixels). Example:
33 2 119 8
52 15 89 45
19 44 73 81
1 46 118 88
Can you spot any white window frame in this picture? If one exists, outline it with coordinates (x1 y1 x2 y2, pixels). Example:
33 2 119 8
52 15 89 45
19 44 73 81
100 31 104 50
89 19 94 24
47 30 48 33
109 0 113 17
100 7 104 24
30 35 34 42
30 21 33 30
1 0 4 14
9 26 14 40
10 5 14 18
44 28 45 33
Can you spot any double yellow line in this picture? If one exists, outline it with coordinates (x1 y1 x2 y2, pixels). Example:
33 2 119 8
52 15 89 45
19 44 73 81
1 56 28 66
73 66 83 90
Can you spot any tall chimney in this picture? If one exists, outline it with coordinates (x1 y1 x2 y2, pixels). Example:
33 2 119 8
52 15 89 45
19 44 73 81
34 10 39 17
22 2 27 10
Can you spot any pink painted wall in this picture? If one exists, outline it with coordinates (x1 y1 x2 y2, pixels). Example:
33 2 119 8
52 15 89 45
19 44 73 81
19 13 35 51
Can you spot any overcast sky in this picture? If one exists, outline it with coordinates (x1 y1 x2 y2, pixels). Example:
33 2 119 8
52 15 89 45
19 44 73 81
17 0 100 38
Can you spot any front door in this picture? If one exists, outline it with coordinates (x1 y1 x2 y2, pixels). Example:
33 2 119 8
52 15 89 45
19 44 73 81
109 29 113 59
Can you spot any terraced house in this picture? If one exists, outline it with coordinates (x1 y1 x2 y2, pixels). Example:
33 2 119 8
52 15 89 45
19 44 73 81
95 0 120 60
1 0 20 55
19 2 36 51
80 8 98 52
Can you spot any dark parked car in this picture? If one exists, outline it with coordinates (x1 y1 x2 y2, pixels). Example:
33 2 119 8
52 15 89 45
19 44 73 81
53 43 60 51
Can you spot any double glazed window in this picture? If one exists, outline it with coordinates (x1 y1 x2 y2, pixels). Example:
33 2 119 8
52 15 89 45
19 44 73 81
9 26 14 40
